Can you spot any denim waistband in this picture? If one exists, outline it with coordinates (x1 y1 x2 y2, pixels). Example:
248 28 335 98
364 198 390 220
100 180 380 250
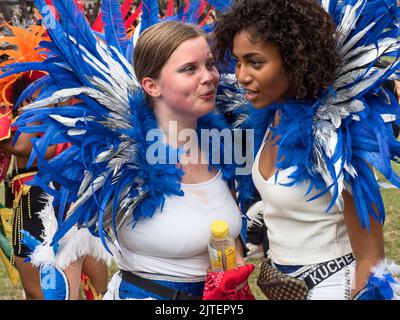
273 263 303 274
118 271 205 300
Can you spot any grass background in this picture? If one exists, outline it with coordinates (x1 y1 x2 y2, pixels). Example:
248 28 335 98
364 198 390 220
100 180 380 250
1 171 399 300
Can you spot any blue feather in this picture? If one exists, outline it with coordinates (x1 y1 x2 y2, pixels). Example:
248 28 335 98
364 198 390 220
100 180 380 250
140 0 159 33
183 0 201 23
207 0 232 12
14 76 51 111
42 0 98 50
20 230 41 252
102 0 129 54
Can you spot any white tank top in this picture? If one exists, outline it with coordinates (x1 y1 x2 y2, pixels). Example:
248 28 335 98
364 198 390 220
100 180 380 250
252 129 352 265
113 170 242 277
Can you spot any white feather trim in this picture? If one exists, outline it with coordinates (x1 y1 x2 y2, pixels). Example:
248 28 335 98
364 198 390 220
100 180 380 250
29 193 112 269
55 227 112 269
371 259 400 300
30 194 58 267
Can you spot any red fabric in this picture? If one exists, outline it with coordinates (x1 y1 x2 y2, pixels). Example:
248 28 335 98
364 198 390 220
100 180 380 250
54 143 71 156
26 71 45 83
0 112 12 141
0 150 11 183
74 0 85 12
184 0 190 13
124 2 142 29
166 0 175 16
81 272 95 300
12 173 35 195
202 264 256 300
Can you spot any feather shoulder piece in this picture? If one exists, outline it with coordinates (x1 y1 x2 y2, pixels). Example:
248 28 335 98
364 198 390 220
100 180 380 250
2 0 178 252
3 0 250 253
259 0 400 230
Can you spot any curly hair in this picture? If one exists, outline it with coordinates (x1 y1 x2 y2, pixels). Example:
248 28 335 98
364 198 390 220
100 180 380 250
213 0 340 101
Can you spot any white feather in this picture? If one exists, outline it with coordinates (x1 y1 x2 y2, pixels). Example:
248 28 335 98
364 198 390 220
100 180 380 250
370 259 400 300
336 0 366 49
381 114 396 123
334 65 395 103
246 201 264 229
339 21 375 56
67 174 109 216
321 0 331 13
334 67 376 90
22 88 88 110
30 194 57 267
29 193 113 269
67 129 87 136
55 227 112 269
49 115 86 127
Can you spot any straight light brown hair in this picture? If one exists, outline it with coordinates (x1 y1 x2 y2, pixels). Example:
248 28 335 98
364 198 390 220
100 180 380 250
133 21 205 105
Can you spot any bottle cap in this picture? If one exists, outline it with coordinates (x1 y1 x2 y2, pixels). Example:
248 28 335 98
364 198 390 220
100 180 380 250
211 220 229 238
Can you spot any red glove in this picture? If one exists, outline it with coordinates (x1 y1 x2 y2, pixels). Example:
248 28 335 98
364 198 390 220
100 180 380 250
202 264 256 300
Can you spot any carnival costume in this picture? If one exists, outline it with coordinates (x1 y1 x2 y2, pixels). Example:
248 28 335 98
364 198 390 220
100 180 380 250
0 22 49 285
239 0 400 300
0 15 110 297
2 0 252 300
4 0 399 300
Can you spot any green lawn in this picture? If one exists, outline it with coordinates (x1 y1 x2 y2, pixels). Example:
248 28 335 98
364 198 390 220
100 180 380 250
1 179 399 300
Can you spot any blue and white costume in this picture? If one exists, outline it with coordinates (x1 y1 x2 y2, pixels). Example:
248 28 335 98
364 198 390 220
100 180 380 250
241 0 400 300
2 0 400 300
1 0 251 300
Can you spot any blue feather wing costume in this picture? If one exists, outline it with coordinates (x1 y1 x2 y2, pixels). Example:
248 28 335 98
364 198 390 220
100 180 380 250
3 0 400 299
1 0 250 254
315 0 400 228
244 0 400 232
236 0 400 299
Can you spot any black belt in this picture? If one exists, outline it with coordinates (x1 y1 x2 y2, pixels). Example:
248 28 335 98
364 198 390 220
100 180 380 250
120 270 202 300
300 253 355 289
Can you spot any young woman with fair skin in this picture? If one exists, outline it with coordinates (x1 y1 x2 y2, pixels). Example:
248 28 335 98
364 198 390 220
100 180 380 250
109 22 244 300
61 21 244 300
141 33 220 182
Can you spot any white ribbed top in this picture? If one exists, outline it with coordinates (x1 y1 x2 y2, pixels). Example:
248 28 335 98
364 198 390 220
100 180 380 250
113 170 242 277
252 129 352 265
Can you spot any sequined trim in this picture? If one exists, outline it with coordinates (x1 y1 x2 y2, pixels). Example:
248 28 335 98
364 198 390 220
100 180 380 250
131 271 206 283
344 265 351 300
10 171 37 260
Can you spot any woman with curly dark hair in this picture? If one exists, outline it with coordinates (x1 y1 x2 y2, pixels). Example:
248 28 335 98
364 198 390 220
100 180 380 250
213 0 400 300
214 0 340 104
